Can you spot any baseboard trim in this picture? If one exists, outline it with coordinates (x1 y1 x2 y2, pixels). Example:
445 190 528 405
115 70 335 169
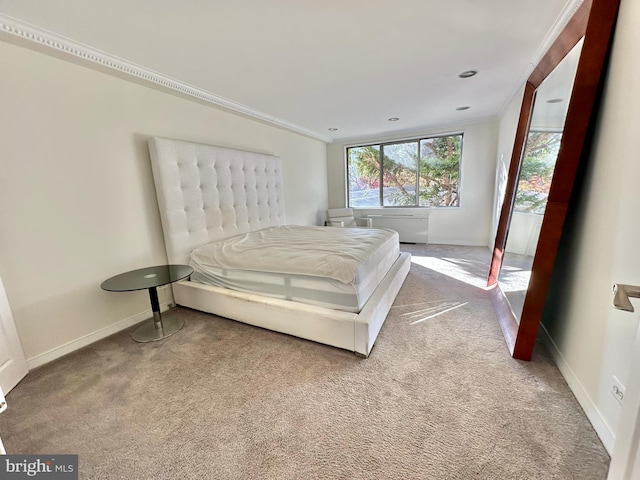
429 239 489 247
539 323 615 454
26 303 171 369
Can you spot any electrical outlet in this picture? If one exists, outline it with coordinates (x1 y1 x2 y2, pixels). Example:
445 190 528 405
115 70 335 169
611 375 625 405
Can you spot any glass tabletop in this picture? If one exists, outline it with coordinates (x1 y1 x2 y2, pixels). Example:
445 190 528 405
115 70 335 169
100 265 193 292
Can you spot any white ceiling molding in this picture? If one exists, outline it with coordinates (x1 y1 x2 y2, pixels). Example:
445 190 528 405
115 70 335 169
497 0 584 116
0 13 332 143
530 0 584 68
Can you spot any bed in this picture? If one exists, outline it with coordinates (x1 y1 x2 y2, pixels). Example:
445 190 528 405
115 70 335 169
148 137 411 357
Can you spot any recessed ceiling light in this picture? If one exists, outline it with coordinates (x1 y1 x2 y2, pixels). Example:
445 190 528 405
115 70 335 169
546 98 563 103
458 70 478 79
388 117 400 122
328 127 338 131
456 106 471 111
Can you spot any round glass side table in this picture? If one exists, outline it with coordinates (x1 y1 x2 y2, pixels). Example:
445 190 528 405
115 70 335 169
101 264 193 342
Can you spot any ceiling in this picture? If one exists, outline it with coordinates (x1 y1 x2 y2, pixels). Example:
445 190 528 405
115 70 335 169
0 0 578 142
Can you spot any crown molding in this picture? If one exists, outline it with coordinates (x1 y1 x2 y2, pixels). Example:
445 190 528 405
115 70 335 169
529 0 585 68
0 13 332 143
497 0 585 117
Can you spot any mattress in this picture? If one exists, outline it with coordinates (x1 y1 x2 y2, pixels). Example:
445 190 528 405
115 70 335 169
189 225 400 313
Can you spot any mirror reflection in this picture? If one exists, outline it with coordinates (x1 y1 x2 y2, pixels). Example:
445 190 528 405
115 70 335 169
498 39 583 322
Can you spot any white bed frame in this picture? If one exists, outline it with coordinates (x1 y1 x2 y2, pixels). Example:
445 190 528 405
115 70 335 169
148 137 410 357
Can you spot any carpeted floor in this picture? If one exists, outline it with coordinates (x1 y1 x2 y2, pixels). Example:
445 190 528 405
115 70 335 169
0 245 609 479
499 251 534 322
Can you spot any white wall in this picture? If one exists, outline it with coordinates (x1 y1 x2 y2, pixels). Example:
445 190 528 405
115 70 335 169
540 0 640 453
505 212 542 256
0 40 327 366
491 86 525 243
326 121 499 246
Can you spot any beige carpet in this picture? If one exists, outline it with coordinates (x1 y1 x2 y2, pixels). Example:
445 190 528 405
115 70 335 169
0 245 609 479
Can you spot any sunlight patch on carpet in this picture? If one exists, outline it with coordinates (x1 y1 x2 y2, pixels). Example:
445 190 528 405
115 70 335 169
393 300 469 325
409 254 488 288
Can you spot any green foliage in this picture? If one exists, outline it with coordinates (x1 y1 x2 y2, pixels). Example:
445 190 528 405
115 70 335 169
514 132 561 214
419 136 461 206
347 135 461 207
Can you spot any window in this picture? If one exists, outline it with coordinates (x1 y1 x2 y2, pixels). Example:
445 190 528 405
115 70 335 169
347 134 463 207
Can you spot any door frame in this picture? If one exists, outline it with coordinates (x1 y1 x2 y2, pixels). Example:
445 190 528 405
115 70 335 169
608 318 640 479
0 272 28 393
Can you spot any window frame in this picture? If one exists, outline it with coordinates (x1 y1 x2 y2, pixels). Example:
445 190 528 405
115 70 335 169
345 132 464 209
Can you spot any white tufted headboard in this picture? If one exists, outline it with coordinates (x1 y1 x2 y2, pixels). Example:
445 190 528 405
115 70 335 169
148 137 286 265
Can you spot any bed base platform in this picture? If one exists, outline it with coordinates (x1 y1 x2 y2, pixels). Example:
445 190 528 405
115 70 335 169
148 136 412 357
174 252 411 357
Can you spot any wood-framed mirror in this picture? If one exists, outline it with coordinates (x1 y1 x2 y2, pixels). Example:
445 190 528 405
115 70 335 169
487 0 620 361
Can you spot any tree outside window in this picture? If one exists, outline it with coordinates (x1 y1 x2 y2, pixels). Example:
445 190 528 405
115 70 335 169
347 134 462 208
514 131 561 214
